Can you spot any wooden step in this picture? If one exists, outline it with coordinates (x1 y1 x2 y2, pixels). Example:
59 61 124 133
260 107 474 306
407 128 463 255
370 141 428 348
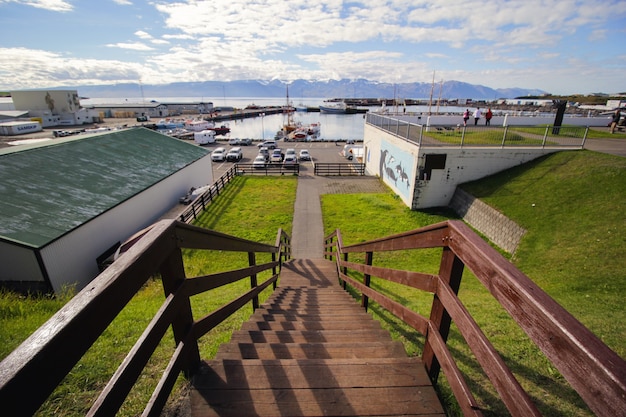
229 329 393 343
214 341 408 360
194 358 433 390
240 319 383 331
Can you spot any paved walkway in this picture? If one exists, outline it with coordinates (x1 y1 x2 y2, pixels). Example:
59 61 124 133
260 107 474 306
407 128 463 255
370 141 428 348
290 174 388 258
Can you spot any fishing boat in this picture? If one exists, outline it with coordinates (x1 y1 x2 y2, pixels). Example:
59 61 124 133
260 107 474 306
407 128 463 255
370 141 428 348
184 119 210 132
289 128 308 141
206 122 230 135
319 101 357 114
155 119 185 129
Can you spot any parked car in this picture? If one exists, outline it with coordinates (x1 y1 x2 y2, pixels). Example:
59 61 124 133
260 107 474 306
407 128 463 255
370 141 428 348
285 148 297 159
211 147 226 162
257 140 277 149
178 187 197 205
258 147 270 161
252 155 266 169
228 138 253 146
299 149 311 161
270 149 284 163
225 147 243 162
283 154 298 169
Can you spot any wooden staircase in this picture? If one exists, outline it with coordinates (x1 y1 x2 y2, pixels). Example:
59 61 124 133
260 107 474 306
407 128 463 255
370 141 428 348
190 258 445 416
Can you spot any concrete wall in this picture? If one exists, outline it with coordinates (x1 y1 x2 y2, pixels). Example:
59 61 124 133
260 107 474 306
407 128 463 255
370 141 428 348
364 121 570 210
411 147 562 209
449 188 526 254
363 124 418 207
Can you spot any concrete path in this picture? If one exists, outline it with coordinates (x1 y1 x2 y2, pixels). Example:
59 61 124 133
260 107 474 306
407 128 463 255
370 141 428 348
290 174 388 259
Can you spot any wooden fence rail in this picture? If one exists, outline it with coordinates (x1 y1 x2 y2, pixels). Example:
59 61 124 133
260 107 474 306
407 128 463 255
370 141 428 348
324 220 626 417
178 166 238 223
0 220 291 416
314 162 366 176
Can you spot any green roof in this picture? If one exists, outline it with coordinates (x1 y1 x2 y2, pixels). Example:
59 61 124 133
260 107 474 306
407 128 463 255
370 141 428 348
0 128 209 248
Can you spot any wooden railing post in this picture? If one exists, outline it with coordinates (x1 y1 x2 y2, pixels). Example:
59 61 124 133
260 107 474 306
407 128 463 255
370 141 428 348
362 251 373 311
423 246 464 383
159 247 201 377
248 252 259 310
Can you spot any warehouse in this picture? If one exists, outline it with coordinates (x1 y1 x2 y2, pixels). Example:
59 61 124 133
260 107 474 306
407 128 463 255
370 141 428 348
0 128 213 294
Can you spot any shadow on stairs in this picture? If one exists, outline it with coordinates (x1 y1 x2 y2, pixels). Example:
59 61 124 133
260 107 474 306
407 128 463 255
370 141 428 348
190 258 445 416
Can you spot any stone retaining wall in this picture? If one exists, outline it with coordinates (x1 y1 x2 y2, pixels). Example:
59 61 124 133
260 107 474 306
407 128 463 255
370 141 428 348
449 188 526 255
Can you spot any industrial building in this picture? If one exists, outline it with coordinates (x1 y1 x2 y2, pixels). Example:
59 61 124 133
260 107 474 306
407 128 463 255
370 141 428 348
8 89 102 127
0 128 213 294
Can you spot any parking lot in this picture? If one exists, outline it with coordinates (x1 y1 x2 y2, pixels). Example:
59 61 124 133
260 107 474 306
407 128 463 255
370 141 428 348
208 140 359 177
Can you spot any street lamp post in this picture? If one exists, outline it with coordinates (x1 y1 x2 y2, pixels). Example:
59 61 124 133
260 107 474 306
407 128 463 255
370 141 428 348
260 113 265 141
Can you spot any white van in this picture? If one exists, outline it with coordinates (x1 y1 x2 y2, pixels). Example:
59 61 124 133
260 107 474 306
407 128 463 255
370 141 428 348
194 130 216 145
342 145 363 160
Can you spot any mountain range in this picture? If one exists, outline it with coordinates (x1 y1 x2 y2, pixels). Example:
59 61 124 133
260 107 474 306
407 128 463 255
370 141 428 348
63 79 547 100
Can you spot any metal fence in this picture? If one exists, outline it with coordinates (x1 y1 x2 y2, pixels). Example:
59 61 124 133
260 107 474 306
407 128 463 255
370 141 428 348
314 163 366 176
366 113 588 148
235 163 300 175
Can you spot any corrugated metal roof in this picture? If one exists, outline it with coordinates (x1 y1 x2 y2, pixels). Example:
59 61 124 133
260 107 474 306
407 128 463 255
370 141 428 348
0 128 209 248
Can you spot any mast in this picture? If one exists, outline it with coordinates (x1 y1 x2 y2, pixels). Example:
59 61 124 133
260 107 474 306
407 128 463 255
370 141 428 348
436 79 443 114
428 70 435 115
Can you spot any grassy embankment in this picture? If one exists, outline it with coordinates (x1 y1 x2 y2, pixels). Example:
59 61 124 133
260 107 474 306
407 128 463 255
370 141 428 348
322 149 625 416
2 150 625 416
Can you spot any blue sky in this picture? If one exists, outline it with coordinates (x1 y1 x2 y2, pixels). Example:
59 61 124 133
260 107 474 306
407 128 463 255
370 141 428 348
1 0 625 95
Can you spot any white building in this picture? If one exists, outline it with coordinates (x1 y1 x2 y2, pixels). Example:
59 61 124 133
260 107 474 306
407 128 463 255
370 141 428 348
10 89 102 127
0 128 213 294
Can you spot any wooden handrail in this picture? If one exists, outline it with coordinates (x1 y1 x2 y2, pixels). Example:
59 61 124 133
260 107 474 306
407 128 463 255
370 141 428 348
325 219 626 417
0 219 291 416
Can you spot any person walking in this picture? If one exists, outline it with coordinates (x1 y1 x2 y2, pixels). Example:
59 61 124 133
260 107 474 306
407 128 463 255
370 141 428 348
485 108 493 125
473 107 482 125
463 109 470 126
610 109 621 134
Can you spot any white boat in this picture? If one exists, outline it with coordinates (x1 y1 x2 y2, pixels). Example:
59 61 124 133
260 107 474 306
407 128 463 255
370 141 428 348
184 119 210 132
193 129 216 145
319 101 357 114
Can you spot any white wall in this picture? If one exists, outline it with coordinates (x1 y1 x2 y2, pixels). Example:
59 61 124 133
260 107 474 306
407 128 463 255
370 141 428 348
364 124 417 207
0 240 45 284
40 154 214 293
411 148 562 208
364 122 571 210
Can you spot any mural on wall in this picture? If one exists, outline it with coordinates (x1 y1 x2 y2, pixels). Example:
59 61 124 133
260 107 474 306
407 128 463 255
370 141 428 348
379 139 413 199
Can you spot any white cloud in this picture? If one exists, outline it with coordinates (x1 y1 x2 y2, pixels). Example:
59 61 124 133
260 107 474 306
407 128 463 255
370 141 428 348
106 42 155 51
0 0 73 12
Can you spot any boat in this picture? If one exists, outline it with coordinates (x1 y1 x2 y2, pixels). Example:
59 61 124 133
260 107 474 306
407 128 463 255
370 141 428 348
288 128 308 141
306 122 321 136
155 119 184 129
319 101 357 114
184 119 210 132
206 121 230 135
282 85 299 133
